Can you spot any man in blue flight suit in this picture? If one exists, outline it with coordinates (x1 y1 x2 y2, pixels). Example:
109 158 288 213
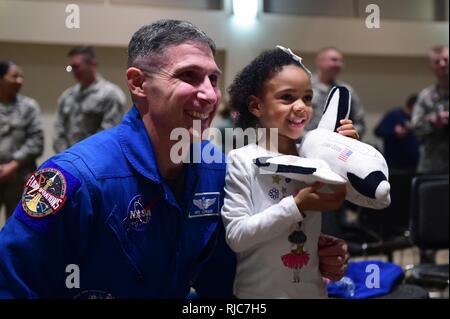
0 20 349 298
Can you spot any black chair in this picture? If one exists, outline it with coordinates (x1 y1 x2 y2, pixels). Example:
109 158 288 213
322 172 415 261
374 284 429 299
405 174 449 292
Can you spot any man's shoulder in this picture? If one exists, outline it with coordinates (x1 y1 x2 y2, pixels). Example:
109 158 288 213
387 107 404 116
335 80 357 93
311 75 330 94
58 84 78 101
44 152 87 183
100 78 122 91
417 84 436 100
17 95 41 112
60 127 133 180
98 78 126 102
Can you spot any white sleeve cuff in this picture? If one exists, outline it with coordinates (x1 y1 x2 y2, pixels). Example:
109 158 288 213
279 195 304 224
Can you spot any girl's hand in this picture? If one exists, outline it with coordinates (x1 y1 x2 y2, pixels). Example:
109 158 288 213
294 182 346 213
337 119 360 140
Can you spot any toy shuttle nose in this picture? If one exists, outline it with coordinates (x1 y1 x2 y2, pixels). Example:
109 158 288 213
375 180 390 201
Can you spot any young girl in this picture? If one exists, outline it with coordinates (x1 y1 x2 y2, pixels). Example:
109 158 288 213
221 47 358 298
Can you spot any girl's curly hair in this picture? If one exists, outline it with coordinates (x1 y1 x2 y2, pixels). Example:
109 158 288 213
228 48 307 129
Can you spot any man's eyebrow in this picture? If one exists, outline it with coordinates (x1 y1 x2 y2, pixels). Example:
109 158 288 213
175 64 222 75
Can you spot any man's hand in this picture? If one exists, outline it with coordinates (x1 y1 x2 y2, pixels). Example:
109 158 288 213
394 124 408 139
0 160 20 183
439 111 449 126
428 111 449 128
318 234 350 282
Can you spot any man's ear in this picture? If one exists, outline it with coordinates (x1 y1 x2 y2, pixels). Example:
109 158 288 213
126 67 146 99
90 58 98 68
248 95 262 118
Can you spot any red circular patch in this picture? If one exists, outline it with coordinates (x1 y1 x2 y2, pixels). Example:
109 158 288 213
21 167 67 218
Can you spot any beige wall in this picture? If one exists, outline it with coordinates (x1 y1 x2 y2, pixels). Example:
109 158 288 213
0 42 226 164
1 41 434 164
0 0 445 163
1 1 448 59
0 42 131 113
0 42 131 164
301 54 434 147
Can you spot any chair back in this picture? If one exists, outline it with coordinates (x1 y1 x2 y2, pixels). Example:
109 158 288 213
410 175 449 250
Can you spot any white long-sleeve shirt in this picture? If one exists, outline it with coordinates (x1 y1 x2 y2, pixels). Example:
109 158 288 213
221 143 327 299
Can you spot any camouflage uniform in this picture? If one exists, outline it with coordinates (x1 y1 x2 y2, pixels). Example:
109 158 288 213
0 95 44 217
53 75 126 153
411 84 449 174
306 75 366 138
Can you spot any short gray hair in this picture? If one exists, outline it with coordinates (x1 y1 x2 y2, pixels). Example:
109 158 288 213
127 19 216 68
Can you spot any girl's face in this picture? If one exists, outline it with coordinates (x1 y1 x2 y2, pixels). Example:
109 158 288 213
250 65 313 141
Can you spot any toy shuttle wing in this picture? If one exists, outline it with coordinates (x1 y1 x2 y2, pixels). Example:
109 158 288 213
254 155 346 185
318 86 351 132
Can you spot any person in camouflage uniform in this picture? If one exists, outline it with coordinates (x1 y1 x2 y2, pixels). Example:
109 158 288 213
412 46 449 174
0 61 44 218
306 47 366 139
308 48 366 233
53 46 126 153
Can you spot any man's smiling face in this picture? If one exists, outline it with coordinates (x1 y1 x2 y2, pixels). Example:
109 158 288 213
141 42 222 139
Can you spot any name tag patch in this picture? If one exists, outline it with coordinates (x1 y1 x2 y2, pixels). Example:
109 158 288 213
189 192 220 218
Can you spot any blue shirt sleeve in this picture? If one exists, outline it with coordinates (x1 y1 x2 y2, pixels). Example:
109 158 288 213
0 158 93 298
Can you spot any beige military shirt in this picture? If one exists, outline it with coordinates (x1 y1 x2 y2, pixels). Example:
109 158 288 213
0 95 44 166
53 75 126 153
307 75 366 138
412 84 449 174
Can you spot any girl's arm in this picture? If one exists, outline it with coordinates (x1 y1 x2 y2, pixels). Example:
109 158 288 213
221 151 304 253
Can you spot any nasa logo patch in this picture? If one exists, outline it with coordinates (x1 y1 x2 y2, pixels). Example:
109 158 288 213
123 195 155 231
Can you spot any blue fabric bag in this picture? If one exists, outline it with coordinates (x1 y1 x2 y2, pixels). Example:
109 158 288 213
328 260 404 299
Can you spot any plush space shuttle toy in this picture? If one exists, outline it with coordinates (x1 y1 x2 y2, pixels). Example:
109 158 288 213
255 86 391 209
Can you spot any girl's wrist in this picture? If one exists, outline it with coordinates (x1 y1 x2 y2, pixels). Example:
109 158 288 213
294 196 307 218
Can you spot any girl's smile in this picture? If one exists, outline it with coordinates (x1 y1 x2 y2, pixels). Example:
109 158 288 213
249 64 313 153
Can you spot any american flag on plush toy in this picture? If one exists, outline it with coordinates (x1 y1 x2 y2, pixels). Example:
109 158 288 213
338 148 353 162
